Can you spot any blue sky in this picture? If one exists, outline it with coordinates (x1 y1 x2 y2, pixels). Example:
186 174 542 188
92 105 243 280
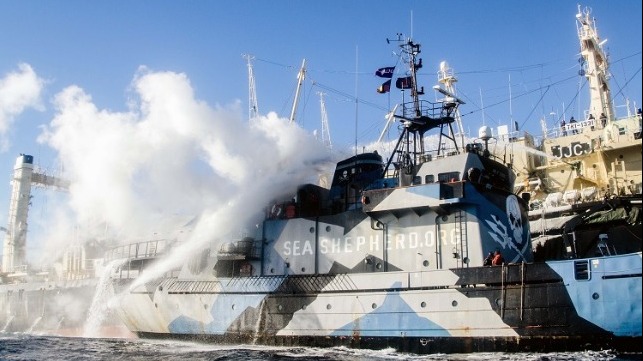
0 1 641 264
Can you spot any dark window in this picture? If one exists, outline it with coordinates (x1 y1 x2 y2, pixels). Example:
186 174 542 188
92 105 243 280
438 172 460 183
574 260 590 280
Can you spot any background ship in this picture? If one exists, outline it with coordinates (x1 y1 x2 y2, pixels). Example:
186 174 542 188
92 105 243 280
487 6 642 260
0 154 130 337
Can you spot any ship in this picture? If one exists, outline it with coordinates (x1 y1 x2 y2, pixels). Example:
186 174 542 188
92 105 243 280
491 6 642 261
107 7 641 354
0 154 131 337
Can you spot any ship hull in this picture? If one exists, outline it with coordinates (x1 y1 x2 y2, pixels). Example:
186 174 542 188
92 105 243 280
113 253 642 353
0 279 133 337
134 332 640 354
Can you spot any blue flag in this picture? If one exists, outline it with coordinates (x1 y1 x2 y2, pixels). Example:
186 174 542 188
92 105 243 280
375 67 395 78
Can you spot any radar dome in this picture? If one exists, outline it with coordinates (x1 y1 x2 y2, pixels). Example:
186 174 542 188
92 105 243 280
479 126 492 141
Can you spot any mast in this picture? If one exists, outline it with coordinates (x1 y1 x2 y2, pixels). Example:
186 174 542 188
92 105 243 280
576 5 614 123
318 92 332 150
438 61 466 149
2 154 69 273
243 54 259 121
289 59 306 124
383 37 464 179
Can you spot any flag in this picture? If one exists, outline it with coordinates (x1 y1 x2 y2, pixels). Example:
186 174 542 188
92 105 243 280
375 66 395 78
395 76 413 89
377 79 391 94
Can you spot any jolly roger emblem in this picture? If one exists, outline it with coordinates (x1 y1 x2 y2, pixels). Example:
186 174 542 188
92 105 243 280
484 195 530 261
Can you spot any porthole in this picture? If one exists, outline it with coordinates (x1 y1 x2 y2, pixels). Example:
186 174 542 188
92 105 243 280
326 304 332 310
371 303 377 309
278 305 283 311
421 301 427 308
423 260 429 267
270 268 275 274
301 267 306 272
232 304 236 310
451 300 458 307
376 263 382 269
326 226 331 232
592 292 600 300
309 227 315 233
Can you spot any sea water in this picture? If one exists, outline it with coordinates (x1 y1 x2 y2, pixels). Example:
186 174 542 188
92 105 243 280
0 334 639 361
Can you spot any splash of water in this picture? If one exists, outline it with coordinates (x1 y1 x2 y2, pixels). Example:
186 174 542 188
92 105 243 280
83 259 126 337
26 316 43 333
252 299 266 345
55 316 65 330
2 315 15 332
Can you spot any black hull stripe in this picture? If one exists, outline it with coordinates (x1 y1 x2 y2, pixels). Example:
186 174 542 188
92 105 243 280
603 273 642 280
136 332 642 354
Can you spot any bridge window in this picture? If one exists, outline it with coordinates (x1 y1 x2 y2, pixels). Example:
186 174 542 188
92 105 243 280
438 172 460 183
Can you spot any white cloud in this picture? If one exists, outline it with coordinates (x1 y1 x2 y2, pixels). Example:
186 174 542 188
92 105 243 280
0 63 45 150
37 67 333 273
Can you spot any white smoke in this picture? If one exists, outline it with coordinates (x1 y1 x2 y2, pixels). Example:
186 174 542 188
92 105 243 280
0 63 45 151
37 66 333 275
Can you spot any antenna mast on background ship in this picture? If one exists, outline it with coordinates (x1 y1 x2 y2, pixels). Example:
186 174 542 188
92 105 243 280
318 92 332 150
576 5 614 121
243 54 259 122
289 59 307 124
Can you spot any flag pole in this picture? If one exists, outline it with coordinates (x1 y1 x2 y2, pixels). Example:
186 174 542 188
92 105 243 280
354 45 359 156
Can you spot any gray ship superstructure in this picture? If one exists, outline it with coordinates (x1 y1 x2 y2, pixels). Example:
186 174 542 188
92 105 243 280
109 33 642 353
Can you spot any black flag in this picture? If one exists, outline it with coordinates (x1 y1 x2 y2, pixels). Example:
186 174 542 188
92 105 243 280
377 79 391 93
395 76 413 89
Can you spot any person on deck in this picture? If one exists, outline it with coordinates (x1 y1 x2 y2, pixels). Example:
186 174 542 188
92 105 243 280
569 117 578 134
492 250 505 266
483 252 494 266
600 113 607 128
560 119 567 136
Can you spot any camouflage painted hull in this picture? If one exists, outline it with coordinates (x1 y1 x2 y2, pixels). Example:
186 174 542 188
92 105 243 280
113 253 642 353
